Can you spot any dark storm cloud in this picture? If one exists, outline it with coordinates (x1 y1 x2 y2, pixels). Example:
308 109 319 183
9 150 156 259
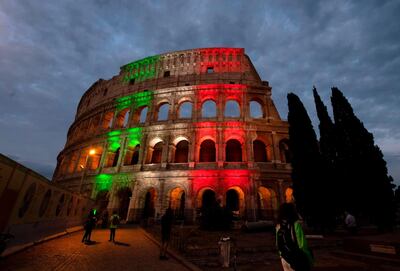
1 0 399 184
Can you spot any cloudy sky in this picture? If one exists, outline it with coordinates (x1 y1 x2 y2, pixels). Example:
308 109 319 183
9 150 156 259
0 1 399 185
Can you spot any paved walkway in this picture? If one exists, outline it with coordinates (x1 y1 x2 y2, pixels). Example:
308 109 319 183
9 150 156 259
0 227 190 271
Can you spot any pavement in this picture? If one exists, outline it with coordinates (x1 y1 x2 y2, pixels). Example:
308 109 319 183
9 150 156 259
0 226 190 271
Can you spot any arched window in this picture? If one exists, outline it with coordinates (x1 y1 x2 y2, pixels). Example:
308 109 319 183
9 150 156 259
139 107 148 123
250 101 263 118
102 111 114 129
124 145 140 165
279 140 291 163
116 108 130 128
257 187 278 220
178 102 192 118
224 100 240 118
157 103 169 121
151 142 163 163
175 140 189 163
106 147 120 167
226 139 242 162
202 100 217 118
253 140 268 162
199 139 216 162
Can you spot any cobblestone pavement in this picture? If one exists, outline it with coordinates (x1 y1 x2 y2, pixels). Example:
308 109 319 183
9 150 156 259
0 227 190 271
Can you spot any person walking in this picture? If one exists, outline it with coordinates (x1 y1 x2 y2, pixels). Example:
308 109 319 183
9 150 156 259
276 203 314 271
160 208 174 260
109 211 120 242
344 211 357 235
82 210 97 243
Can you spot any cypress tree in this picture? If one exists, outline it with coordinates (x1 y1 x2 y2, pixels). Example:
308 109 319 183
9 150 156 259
331 87 395 228
287 93 325 226
313 87 339 226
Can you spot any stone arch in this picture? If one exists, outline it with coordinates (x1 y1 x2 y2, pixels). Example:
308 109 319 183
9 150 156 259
169 187 186 219
197 187 216 210
151 142 163 163
199 139 216 162
106 147 120 167
224 100 240 118
225 139 242 162
117 187 132 220
257 186 278 220
174 140 189 163
146 138 164 164
279 139 291 163
142 188 157 219
115 108 130 128
225 186 245 214
94 190 110 214
201 100 217 118
253 140 268 162
124 144 140 165
249 99 264 118
102 111 114 129
178 101 193 119
156 102 169 121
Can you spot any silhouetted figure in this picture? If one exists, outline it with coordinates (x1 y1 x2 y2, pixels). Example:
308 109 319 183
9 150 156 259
344 211 357 235
276 203 314 271
82 210 97 243
160 208 173 260
109 211 120 242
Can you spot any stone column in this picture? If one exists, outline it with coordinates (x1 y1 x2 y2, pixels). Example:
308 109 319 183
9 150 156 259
271 132 281 163
217 127 224 167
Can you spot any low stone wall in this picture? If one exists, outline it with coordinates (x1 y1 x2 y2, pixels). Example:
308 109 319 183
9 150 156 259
0 153 93 256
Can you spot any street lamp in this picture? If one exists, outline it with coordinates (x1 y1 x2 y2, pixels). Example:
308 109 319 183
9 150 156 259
79 148 96 194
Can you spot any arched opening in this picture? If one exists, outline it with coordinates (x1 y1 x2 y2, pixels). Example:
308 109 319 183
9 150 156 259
117 187 132 220
95 190 110 214
170 187 185 219
143 188 156 219
250 100 263 118
226 139 242 162
139 106 148 123
124 145 140 165
106 147 120 167
174 140 189 163
201 189 216 210
116 108 130 128
226 189 239 212
55 194 65 216
224 100 240 118
285 187 294 203
199 139 216 162
89 147 103 170
201 100 217 118
279 140 291 163
257 187 278 220
151 142 163 163
178 102 192 118
102 111 114 129
253 140 268 162
157 103 169 121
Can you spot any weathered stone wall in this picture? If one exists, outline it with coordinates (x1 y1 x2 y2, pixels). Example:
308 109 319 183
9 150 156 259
0 154 93 254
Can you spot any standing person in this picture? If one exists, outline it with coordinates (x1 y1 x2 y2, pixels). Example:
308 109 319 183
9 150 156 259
82 210 97 243
276 203 314 271
160 208 174 260
109 211 120 242
344 211 357 235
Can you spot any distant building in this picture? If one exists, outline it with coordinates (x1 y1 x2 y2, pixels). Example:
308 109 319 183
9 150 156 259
52 48 292 223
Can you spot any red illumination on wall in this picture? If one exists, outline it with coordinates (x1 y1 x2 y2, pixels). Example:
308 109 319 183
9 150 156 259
191 169 251 195
198 48 245 73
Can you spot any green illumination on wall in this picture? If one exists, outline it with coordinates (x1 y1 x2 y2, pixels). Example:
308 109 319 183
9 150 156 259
116 90 154 111
127 127 142 147
122 55 160 83
95 174 113 191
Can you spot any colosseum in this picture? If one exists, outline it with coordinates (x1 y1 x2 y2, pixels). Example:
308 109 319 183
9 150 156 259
52 47 293 223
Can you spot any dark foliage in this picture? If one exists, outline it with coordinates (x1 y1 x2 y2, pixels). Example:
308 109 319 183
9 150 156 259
331 87 395 228
287 93 325 227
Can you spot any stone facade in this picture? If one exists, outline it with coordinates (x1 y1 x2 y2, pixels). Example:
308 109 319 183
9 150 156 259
53 48 292 223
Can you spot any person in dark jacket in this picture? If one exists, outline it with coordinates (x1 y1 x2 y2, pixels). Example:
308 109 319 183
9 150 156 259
82 210 97 243
276 203 313 271
160 208 174 260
